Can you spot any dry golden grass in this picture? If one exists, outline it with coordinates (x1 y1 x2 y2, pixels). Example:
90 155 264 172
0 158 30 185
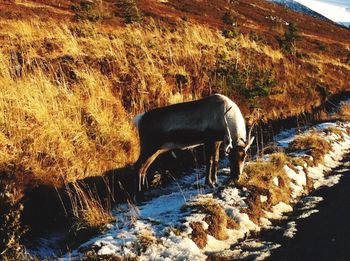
241 153 291 206
236 34 283 61
67 182 115 233
0 18 239 186
288 132 332 166
238 153 293 223
185 196 239 247
324 127 345 142
288 155 313 168
135 230 158 255
307 53 350 71
0 67 138 185
0 13 347 190
190 222 208 249
0 14 290 187
338 103 350 121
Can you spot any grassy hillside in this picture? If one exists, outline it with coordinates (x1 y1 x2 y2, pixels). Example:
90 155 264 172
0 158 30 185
0 0 349 189
0 1 350 259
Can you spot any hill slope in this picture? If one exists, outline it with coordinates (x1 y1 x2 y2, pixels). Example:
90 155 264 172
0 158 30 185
0 0 349 186
269 0 332 21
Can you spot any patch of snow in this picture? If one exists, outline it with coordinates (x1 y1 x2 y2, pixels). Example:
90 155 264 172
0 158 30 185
297 209 319 219
264 202 293 220
220 187 248 208
260 195 268 203
230 240 281 260
275 128 299 147
298 196 324 211
143 235 206 261
284 165 307 198
283 221 297 238
260 217 272 228
27 233 66 259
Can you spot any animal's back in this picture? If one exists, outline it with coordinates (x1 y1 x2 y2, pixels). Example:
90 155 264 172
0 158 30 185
133 94 246 146
137 94 227 133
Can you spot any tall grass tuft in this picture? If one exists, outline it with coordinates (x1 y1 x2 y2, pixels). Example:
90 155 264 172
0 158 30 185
67 181 115 242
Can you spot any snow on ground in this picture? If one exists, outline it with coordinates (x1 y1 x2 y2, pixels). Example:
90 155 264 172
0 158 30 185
283 221 297 238
264 202 293 220
32 120 350 260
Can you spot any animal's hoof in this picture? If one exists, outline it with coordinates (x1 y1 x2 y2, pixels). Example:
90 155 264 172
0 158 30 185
225 178 239 186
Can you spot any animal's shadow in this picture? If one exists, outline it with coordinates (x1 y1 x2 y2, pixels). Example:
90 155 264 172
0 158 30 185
21 149 202 233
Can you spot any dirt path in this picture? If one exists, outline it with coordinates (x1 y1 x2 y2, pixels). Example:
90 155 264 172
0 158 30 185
268 153 350 261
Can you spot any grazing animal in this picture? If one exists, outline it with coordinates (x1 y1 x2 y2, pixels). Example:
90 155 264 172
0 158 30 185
133 94 254 190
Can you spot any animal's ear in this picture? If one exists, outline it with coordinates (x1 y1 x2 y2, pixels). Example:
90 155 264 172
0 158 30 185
244 136 255 152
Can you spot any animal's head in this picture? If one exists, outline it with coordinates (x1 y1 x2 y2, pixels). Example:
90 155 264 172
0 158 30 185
226 126 254 180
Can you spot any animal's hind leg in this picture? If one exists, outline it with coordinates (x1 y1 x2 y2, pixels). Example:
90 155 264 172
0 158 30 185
138 149 164 191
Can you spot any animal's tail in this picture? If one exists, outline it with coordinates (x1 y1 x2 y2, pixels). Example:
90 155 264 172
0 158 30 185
132 113 145 128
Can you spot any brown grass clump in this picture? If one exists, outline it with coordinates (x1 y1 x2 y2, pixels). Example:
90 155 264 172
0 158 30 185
288 133 332 166
338 103 350 121
185 197 239 247
239 153 293 223
227 216 240 230
324 127 345 142
346 127 350 136
203 202 239 240
288 155 313 168
243 189 268 225
241 153 291 207
203 204 229 240
190 222 208 249
135 230 157 255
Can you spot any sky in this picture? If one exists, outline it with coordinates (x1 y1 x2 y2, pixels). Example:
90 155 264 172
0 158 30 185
295 0 350 22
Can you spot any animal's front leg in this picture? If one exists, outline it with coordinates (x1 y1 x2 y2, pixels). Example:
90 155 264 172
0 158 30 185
204 142 216 188
211 141 221 186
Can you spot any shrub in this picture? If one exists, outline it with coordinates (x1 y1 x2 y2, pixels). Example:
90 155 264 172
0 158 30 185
346 52 350 64
222 26 239 38
281 22 299 54
222 11 236 25
317 41 328 51
249 31 262 42
71 1 101 22
250 68 277 98
115 0 143 23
